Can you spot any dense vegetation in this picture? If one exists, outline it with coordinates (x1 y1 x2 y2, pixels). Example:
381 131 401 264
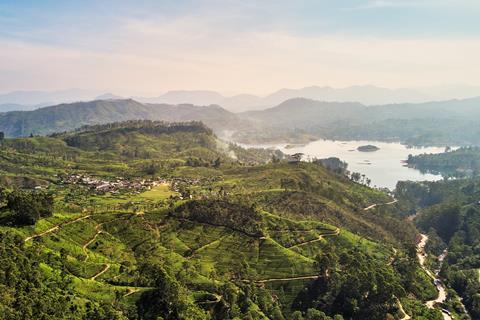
396 178 480 318
0 120 447 319
407 147 480 178
1 188 54 225
172 200 264 237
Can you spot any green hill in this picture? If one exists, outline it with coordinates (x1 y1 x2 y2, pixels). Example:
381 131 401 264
0 121 440 319
0 120 281 185
0 99 243 137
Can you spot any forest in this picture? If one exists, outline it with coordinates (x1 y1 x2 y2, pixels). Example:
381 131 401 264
407 147 480 178
396 178 480 318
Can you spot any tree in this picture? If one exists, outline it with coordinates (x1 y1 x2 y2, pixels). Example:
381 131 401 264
271 155 281 163
291 153 304 163
291 311 304 320
213 157 222 168
315 251 337 277
7 190 54 225
280 178 297 191
350 172 361 183
135 262 205 319
306 308 329 320
270 307 285 320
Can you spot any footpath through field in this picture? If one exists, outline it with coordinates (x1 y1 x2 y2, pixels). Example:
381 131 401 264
24 215 92 242
287 228 340 248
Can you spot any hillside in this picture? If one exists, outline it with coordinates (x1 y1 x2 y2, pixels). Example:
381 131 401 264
0 121 443 319
0 99 243 138
236 97 480 146
407 147 480 178
4 95 480 147
396 178 480 319
241 98 365 127
0 120 281 185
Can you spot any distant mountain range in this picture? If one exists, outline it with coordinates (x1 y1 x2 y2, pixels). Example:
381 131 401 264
2 95 480 146
134 85 480 112
242 96 480 126
0 99 244 137
236 96 480 146
2 85 480 112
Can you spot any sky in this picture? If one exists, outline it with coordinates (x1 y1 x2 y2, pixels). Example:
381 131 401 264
1 0 480 96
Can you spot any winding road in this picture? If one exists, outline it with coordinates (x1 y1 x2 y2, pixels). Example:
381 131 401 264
81 216 122 261
82 227 103 262
24 215 91 242
254 275 321 283
398 298 411 320
197 294 222 304
247 227 341 284
363 199 398 211
417 234 452 320
90 263 111 281
123 288 142 298
288 228 340 249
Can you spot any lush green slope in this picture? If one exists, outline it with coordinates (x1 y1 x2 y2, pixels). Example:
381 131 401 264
0 99 243 137
0 120 281 187
2 196 427 319
0 121 440 319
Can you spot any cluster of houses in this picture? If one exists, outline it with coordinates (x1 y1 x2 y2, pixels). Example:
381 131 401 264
57 173 224 201
59 174 168 194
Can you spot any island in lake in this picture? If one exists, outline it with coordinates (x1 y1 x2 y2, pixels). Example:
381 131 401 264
357 145 380 152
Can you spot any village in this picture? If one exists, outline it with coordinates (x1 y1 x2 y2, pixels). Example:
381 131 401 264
57 173 213 200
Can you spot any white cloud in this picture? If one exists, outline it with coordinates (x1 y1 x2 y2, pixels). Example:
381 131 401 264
1 13 480 95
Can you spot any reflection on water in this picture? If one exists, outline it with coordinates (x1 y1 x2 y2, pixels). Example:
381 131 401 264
263 140 447 190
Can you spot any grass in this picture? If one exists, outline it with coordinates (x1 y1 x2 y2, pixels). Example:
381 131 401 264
71 277 119 303
135 184 176 200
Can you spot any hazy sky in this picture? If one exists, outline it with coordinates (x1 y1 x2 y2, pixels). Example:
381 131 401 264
1 0 480 95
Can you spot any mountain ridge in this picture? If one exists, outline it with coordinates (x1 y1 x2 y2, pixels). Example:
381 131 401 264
233 96 480 146
2 85 480 112
0 99 243 137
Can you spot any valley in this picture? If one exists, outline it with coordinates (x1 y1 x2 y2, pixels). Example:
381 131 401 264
3 1 480 319
0 119 457 320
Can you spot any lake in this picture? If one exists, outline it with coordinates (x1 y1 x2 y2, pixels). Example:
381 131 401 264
258 140 447 190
